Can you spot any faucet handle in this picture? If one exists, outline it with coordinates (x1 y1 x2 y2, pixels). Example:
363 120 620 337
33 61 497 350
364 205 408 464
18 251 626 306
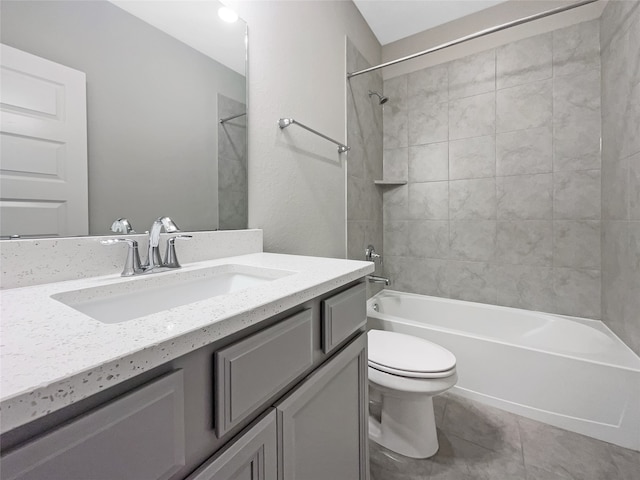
163 235 192 268
101 238 142 276
365 244 382 265
111 218 136 234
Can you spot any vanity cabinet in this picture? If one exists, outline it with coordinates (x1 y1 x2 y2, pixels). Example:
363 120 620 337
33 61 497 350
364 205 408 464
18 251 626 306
0 280 368 480
276 332 368 480
1 370 186 480
186 410 278 480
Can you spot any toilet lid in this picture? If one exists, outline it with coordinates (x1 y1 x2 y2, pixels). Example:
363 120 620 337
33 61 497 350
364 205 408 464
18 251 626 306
368 330 456 378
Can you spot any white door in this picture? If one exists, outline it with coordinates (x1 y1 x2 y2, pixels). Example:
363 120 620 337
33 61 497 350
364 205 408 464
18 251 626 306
0 43 88 237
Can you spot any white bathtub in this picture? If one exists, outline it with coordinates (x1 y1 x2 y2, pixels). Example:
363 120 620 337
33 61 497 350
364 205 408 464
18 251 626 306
367 290 640 451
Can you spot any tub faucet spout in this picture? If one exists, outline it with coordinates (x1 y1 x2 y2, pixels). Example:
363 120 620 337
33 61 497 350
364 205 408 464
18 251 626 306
368 275 390 286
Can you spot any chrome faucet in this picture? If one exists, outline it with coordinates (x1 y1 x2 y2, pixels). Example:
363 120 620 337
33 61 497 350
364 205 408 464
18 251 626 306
144 216 180 271
102 216 191 276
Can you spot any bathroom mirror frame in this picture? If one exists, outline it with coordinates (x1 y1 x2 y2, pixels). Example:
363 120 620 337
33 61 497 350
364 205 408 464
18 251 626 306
0 0 248 238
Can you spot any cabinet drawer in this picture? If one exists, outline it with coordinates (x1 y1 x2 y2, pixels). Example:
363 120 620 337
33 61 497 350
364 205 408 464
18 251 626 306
186 409 277 480
321 283 366 353
1 370 185 480
215 309 313 437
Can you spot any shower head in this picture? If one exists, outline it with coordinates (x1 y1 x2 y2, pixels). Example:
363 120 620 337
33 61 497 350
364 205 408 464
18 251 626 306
368 90 388 105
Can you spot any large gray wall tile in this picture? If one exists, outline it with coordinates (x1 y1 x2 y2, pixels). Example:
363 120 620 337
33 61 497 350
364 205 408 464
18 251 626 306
553 20 601 77
554 268 601 318
408 220 449 259
601 221 628 337
621 81 640 159
450 220 496 262
377 22 606 322
449 135 496 180
553 220 601 269
448 49 496 100
407 64 448 105
408 101 448 146
497 221 553 266
409 181 449 220
495 265 555 312
409 142 448 182
386 256 449 297
553 170 601 220
600 1 640 352
497 174 553 220
496 126 552 176
630 153 640 220
626 222 640 353
602 155 629 220
449 92 495 140
447 261 498 305
553 69 601 172
383 76 408 149
383 148 408 181
383 184 408 220
450 178 496 219
497 32 552 89
384 220 409 256
496 79 552 133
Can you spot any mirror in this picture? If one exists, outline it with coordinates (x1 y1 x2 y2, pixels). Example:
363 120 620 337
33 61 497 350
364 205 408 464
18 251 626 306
0 0 247 237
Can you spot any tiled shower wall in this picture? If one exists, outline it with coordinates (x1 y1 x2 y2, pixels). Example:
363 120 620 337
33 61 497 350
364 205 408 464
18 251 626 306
382 20 603 318
346 38 385 293
218 94 248 230
600 1 640 353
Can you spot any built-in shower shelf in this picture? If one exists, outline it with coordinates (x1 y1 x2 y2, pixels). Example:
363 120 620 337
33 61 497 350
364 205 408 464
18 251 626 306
374 180 407 186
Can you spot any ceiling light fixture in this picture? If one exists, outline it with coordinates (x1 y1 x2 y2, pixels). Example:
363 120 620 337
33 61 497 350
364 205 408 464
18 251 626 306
218 6 238 23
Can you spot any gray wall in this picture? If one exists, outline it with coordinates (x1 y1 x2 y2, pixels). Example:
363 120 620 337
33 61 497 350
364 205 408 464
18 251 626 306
382 20 603 319
1 1 245 234
346 38 384 295
229 0 381 258
600 1 640 353
218 95 248 230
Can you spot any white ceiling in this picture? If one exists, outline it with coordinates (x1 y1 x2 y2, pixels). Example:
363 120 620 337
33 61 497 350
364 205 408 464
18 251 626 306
353 0 510 45
109 1 246 75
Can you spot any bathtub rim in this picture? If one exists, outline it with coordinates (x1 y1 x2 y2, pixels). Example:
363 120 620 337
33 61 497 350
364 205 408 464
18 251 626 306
367 289 640 373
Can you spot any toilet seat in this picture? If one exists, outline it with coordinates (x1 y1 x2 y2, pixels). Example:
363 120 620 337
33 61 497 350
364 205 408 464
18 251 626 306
368 330 456 379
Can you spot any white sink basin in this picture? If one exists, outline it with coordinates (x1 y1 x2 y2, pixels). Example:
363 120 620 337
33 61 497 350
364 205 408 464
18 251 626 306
52 264 295 324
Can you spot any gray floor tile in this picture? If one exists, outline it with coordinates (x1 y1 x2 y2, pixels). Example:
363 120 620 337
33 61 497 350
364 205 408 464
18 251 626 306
524 464 574 479
441 394 522 453
370 441 433 479
429 430 526 480
609 445 640 480
369 393 639 480
518 416 620 480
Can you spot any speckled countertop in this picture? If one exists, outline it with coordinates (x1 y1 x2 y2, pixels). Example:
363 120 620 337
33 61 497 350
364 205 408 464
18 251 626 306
0 252 373 433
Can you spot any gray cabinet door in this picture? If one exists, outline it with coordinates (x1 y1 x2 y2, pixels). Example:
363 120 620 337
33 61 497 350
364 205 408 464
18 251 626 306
186 409 277 480
1 370 185 480
321 282 366 353
215 309 313 437
275 333 368 480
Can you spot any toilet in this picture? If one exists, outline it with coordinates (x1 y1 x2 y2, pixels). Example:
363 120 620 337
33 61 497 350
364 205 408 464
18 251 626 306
367 329 457 458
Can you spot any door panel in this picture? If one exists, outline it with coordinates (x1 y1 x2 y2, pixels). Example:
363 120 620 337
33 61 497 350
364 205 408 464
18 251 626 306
0 43 88 237
276 333 368 480
187 409 277 480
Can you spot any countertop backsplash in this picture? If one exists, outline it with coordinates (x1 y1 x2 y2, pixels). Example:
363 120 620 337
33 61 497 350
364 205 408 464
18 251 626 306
0 230 263 289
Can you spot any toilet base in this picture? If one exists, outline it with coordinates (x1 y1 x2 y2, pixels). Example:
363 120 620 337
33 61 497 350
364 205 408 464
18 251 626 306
368 393 439 458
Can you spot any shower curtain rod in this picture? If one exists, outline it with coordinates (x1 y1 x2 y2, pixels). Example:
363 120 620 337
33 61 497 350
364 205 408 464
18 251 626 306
347 0 599 78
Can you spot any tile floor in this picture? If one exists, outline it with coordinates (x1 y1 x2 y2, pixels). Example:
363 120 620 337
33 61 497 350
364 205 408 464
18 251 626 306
370 392 640 480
